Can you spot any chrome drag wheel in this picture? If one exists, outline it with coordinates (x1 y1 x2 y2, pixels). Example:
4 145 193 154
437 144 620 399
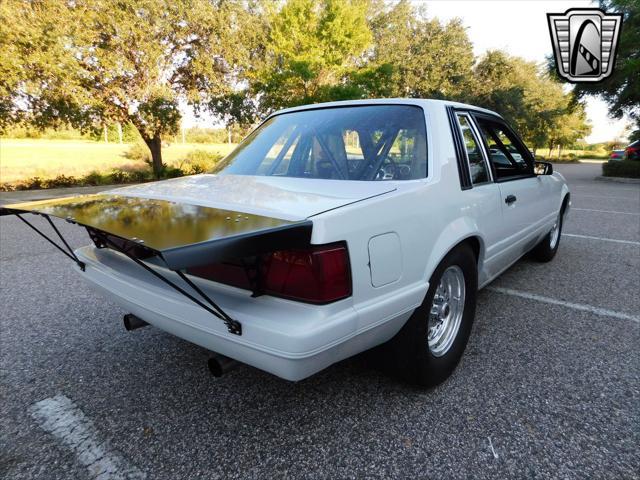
428 265 466 357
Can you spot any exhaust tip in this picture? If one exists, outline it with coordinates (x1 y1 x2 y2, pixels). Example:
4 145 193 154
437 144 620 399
123 314 148 331
208 354 238 377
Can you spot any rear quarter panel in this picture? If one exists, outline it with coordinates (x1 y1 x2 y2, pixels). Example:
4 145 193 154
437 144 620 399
308 103 492 340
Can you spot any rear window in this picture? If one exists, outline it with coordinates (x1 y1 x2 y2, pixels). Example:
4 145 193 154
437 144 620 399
220 105 428 181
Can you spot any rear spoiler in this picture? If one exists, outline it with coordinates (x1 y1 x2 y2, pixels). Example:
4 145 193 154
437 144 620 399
1 194 313 335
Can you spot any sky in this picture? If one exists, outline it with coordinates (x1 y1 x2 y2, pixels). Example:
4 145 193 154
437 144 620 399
185 0 631 144
421 0 631 143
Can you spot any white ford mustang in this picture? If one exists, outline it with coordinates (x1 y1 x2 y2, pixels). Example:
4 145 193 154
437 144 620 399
2 99 570 386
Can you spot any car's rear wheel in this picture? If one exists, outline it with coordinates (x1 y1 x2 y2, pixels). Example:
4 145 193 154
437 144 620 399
532 203 566 262
382 244 477 387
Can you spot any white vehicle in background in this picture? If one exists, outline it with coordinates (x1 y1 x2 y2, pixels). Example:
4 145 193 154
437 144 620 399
2 99 570 387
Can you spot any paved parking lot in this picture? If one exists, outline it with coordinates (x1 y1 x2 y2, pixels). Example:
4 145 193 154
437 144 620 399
1 163 638 479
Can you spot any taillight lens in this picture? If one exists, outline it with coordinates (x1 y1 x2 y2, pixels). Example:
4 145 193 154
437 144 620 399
187 242 351 304
262 243 351 303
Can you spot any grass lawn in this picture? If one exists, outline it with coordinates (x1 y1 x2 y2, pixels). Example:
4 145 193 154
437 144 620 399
0 139 237 183
533 147 609 161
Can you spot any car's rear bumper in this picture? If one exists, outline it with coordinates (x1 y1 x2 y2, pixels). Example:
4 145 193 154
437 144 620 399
74 246 413 381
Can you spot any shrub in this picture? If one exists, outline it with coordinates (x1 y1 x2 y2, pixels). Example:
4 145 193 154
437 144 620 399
82 171 107 186
42 175 80 188
180 149 223 175
602 160 640 179
16 177 44 190
123 140 151 162
128 169 150 183
108 169 130 184
184 127 229 144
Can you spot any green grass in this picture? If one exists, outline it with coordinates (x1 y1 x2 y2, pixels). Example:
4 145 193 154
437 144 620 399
534 148 610 161
0 139 237 183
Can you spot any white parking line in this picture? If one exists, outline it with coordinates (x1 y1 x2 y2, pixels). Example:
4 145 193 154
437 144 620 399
572 208 640 216
29 395 145 480
563 233 640 246
487 287 640 323
573 194 639 200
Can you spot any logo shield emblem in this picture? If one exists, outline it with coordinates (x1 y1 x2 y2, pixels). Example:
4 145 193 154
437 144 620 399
547 8 622 83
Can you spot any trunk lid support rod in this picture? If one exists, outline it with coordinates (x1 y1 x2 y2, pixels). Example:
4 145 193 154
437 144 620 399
15 213 86 271
99 233 242 336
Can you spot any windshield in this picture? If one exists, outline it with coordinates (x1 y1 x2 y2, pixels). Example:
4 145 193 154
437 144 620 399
219 105 427 181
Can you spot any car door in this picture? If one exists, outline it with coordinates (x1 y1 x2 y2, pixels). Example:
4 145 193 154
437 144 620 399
453 112 504 284
473 114 549 262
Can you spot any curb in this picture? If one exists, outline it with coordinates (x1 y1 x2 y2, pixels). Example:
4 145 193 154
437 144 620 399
594 176 640 185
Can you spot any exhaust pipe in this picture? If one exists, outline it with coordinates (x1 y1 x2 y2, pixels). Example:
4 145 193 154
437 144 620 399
208 354 238 377
123 314 149 331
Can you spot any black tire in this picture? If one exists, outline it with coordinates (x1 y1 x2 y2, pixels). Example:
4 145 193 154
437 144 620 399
532 203 566 262
381 243 477 387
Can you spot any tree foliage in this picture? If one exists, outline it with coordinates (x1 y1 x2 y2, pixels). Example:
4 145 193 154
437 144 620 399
247 0 372 112
366 0 474 99
469 51 591 151
571 0 639 139
0 0 258 177
0 0 600 173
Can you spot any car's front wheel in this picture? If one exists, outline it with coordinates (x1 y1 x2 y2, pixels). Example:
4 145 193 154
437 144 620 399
382 243 477 387
532 204 566 262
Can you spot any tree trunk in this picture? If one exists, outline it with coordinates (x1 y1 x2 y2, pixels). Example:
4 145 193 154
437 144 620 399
117 123 123 144
104 125 108 143
144 136 163 179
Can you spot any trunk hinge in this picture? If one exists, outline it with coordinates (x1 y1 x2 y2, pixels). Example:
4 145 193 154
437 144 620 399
15 213 86 271
98 233 242 336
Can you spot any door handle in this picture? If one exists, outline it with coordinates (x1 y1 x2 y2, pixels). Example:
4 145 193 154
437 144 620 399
505 194 517 205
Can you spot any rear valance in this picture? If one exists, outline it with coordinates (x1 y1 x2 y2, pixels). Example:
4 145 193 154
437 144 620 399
1 194 313 270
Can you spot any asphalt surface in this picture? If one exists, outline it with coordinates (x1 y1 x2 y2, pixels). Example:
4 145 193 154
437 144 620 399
1 163 639 479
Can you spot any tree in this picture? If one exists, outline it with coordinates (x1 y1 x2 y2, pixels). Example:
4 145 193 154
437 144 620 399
0 0 257 177
546 103 592 158
366 0 474 99
469 51 591 152
571 0 639 140
245 0 372 115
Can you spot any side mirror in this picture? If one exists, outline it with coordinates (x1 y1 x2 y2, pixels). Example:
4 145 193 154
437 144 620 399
534 161 553 175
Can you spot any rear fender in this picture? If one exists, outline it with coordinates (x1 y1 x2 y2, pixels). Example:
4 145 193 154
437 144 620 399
422 216 485 286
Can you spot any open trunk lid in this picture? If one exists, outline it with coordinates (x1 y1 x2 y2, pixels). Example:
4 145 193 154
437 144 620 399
0 194 313 270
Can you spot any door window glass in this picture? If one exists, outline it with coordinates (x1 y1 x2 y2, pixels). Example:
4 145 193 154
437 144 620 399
456 114 489 184
476 119 533 180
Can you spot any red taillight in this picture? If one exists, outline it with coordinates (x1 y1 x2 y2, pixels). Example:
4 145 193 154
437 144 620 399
186 242 351 304
262 243 351 303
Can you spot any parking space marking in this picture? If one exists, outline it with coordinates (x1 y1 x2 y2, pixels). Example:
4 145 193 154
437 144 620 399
487 287 640 323
572 208 640 216
29 395 145 480
563 233 640 246
572 194 639 200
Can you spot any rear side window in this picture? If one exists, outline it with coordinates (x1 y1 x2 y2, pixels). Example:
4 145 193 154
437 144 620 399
476 118 533 181
456 114 489 185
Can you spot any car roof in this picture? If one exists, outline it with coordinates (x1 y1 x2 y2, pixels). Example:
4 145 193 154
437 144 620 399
270 98 503 120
